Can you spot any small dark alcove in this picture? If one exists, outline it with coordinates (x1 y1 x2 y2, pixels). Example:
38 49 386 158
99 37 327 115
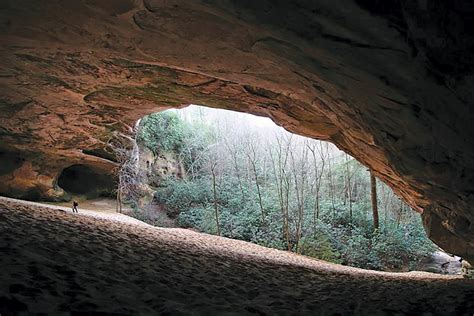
58 164 115 198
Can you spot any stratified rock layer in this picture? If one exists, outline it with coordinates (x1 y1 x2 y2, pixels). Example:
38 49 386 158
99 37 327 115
0 1 473 260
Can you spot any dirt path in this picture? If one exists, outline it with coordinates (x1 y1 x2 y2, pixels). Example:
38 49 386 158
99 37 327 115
0 197 473 315
44 197 133 215
40 198 146 227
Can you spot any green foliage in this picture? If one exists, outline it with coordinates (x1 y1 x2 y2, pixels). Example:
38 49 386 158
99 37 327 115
178 206 219 233
298 224 342 263
155 178 213 216
340 228 381 269
128 204 175 227
138 111 217 174
131 108 438 272
325 213 436 270
137 111 188 154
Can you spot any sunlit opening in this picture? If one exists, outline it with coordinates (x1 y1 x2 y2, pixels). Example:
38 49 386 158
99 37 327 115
105 105 448 273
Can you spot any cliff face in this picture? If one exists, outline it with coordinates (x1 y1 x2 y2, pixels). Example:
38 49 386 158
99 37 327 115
135 143 184 208
0 0 473 261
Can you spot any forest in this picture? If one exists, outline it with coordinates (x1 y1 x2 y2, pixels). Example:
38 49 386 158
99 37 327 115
120 106 437 271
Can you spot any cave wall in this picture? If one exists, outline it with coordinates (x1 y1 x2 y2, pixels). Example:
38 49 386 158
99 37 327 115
0 0 473 261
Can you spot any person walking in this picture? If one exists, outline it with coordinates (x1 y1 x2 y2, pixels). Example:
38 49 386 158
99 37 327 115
72 200 79 213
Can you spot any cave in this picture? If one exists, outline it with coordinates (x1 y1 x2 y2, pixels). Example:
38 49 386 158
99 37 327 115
2 2 474 262
1 0 474 313
57 164 115 198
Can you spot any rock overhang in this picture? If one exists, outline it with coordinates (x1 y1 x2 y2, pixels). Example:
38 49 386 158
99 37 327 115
0 0 473 261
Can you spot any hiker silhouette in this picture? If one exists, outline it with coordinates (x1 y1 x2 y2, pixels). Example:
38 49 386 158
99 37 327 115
72 200 79 213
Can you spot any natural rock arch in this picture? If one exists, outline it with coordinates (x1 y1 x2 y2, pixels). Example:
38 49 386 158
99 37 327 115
0 0 473 262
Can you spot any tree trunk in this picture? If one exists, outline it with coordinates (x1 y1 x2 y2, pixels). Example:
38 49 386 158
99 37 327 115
283 175 291 251
212 166 221 236
307 143 323 225
116 190 120 213
370 171 379 230
345 154 353 221
116 177 122 214
328 156 336 221
250 157 265 224
270 135 292 251
225 141 245 201
397 199 403 228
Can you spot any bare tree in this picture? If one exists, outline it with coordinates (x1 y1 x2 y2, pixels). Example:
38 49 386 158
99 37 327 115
108 128 143 213
307 141 326 224
269 132 293 251
210 161 221 236
344 153 354 222
223 136 245 201
290 140 308 253
370 170 379 230
246 137 266 224
326 145 336 222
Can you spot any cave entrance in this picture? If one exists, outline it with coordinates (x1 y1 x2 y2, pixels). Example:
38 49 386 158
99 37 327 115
58 164 115 198
126 105 443 273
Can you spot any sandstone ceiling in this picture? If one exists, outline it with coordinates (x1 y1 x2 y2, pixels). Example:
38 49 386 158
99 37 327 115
0 0 473 262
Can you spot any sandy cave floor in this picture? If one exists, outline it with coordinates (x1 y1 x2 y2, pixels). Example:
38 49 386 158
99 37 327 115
0 197 473 315
44 197 134 215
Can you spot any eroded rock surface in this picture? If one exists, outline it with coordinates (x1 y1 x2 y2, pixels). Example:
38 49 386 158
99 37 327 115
0 197 473 314
0 1 473 260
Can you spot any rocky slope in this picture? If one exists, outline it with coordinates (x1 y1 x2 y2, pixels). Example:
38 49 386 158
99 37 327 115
1 197 473 314
0 1 473 261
